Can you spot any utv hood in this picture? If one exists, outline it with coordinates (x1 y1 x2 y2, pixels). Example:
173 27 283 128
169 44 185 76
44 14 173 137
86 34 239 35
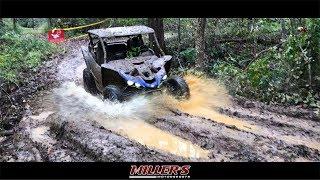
101 55 172 88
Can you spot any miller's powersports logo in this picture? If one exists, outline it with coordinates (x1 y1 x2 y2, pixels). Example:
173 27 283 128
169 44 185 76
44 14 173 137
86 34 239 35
129 165 191 179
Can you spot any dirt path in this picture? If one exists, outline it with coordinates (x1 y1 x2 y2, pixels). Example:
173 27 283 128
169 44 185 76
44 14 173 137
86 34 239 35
1 40 319 162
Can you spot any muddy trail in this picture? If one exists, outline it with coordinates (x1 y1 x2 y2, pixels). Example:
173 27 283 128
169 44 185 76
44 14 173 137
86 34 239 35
1 40 320 162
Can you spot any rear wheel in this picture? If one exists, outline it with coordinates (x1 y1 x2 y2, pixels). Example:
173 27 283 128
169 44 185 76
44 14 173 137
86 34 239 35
83 68 98 95
103 85 123 102
163 75 190 99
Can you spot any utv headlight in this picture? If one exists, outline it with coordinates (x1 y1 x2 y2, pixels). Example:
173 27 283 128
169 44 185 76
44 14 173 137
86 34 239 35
162 75 167 80
134 82 141 88
127 80 134 86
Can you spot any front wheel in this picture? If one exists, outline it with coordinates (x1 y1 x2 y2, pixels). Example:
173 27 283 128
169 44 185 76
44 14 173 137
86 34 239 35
83 68 98 95
162 75 190 99
103 85 123 102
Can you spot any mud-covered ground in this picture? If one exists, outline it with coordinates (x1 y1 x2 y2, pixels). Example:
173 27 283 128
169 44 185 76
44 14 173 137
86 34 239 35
1 40 320 162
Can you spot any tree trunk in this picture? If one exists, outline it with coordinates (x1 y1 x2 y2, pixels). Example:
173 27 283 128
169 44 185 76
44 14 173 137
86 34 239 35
289 18 299 35
280 18 287 38
247 18 253 33
177 18 181 52
251 19 257 56
32 18 35 29
47 18 54 29
108 18 115 27
148 18 166 54
0 19 4 36
0 18 3 27
195 18 206 69
308 19 320 91
13 18 17 31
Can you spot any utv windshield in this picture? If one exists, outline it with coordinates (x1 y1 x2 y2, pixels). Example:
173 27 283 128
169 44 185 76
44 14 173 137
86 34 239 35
88 26 164 63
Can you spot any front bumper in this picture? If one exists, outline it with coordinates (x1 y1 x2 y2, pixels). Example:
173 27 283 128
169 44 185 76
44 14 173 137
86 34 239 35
121 86 163 100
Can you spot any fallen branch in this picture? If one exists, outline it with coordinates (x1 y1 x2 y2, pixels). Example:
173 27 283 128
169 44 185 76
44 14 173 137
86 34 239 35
213 36 281 45
0 130 14 136
0 86 14 106
298 43 312 88
244 41 284 71
225 52 244 69
254 42 284 59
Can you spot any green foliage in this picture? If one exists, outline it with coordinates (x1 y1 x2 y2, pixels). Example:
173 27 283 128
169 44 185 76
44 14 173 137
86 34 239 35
17 18 46 28
256 18 281 35
0 27 57 83
127 47 141 58
179 48 196 64
306 19 320 88
25 51 43 68
0 21 5 36
211 19 320 108
165 18 196 54
114 18 146 26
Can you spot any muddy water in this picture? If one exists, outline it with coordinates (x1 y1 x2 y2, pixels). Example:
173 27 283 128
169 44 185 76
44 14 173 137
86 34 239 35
54 82 209 159
166 75 320 150
100 119 209 159
158 75 257 131
54 62 320 159
53 74 256 159
54 50 209 159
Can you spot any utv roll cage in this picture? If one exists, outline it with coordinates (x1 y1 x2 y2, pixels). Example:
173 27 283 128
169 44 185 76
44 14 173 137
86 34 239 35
82 25 191 101
87 25 165 64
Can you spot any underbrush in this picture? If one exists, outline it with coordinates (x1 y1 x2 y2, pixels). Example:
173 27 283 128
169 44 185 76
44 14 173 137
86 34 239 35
0 25 58 83
211 19 320 110
166 19 320 112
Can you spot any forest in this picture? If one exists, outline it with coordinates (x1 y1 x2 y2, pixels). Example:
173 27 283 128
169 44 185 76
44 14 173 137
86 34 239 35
1 18 320 162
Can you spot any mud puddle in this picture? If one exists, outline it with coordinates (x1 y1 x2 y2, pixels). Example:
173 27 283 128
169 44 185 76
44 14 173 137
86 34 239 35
55 73 320 159
220 107 320 151
102 119 209 159
52 74 263 159
54 82 209 159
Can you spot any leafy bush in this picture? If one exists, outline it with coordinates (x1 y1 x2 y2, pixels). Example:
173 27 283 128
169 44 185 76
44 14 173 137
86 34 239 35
17 18 46 28
113 18 146 26
211 21 320 108
0 29 57 83
179 48 196 64
127 47 141 58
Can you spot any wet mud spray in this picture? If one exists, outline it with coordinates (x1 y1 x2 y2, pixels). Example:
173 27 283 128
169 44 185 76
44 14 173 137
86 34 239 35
53 74 272 159
158 75 257 131
54 81 209 159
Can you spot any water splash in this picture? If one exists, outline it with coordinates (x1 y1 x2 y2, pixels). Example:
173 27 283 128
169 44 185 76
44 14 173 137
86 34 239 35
54 82 209 159
53 72 320 157
157 74 257 131
53 73 257 159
